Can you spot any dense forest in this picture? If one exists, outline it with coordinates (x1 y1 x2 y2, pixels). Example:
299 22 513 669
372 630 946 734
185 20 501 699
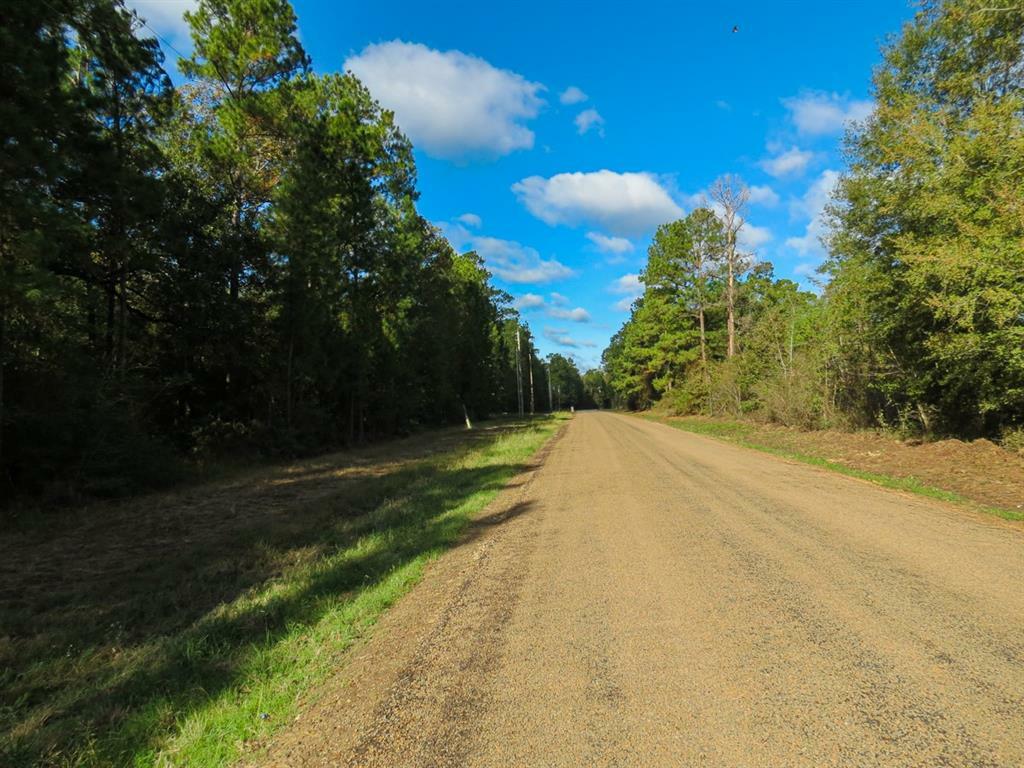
602 0 1024 445
0 0 595 505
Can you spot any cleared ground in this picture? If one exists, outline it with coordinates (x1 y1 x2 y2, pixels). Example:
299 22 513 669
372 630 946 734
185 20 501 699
254 410 1024 768
650 413 1024 516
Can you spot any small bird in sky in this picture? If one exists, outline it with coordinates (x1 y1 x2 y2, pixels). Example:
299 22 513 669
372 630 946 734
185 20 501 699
732 25 740 33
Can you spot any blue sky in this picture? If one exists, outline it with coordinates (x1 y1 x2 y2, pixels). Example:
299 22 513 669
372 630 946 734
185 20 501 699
129 0 915 370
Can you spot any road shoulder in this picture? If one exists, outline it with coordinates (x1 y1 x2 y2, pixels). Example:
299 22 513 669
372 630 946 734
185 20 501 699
243 423 568 767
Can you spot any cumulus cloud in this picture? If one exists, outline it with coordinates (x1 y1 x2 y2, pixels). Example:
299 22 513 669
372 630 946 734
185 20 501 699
515 293 546 309
585 232 634 255
789 169 841 221
748 184 780 207
344 41 544 160
784 91 873 136
738 223 773 250
441 223 573 284
456 212 482 228
760 146 815 178
610 273 643 312
548 306 591 322
514 292 590 322
610 273 642 295
512 170 682 236
469 236 572 283
575 108 605 136
544 327 596 348
560 86 588 105
124 0 196 46
785 169 841 256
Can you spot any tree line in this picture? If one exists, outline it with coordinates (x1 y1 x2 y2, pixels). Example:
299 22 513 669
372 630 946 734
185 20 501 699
602 0 1024 444
0 0 578 504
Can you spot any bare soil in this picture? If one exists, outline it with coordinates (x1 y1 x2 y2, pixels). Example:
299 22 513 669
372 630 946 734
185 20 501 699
250 412 1024 767
667 416 1024 513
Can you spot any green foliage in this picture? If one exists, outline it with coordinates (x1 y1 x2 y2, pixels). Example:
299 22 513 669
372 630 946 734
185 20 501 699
547 353 588 409
605 1 1024 440
1000 427 1024 456
0 0 547 505
826 0 1024 437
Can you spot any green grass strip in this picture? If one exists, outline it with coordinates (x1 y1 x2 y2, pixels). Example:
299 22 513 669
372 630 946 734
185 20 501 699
3 416 565 768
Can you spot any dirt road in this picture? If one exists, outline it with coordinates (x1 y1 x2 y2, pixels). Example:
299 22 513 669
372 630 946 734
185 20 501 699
254 412 1024 767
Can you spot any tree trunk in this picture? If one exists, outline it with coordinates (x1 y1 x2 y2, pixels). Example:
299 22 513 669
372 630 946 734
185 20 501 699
0 294 6 471
348 393 355 447
230 203 242 302
105 279 116 366
117 266 127 376
726 234 736 358
698 306 707 366
528 353 535 415
286 332 294 430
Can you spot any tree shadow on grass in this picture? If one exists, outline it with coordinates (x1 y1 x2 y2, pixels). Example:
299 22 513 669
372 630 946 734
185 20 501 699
0 421 545 766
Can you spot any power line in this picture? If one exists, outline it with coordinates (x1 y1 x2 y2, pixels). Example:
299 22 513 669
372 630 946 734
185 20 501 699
38 0 191 65
125 3 191 62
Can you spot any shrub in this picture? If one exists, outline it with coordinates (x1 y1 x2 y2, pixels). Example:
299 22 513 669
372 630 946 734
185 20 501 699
1001 427 1024 455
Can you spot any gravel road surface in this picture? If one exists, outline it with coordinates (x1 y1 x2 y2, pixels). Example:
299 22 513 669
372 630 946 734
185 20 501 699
254 411 1024 767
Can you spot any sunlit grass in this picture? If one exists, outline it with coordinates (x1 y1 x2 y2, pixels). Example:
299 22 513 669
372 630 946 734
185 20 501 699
1 416 565 767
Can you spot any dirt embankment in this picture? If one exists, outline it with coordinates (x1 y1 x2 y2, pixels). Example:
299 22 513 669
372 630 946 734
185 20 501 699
660 416 1024 515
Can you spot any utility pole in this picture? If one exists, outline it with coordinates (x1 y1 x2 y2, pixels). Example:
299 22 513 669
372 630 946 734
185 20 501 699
515 327 524 417
547 363 553 412
527 339 535 415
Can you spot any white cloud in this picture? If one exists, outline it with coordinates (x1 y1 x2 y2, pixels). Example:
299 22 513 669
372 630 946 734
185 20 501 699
715 99 731 111
344 41 544 160
610 273 643 295
785 169 841 256
442 223 573 284
783 91 873 136
748 184 780 207
456 212 482 228
738 223 773 250
469 236 572 283
575 108 605 136
124 0 196 46
560 86 588 105
760 146 815 178
585 232 634 255
790 169 841 221
548 306 591 322
515 293 546 309
544 327 596 348
514 292 589 322
512 170 682 236
610 273 643 312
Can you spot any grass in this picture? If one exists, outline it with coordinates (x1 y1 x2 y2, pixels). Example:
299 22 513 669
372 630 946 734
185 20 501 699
0 415 565 767
640 413 1024 522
